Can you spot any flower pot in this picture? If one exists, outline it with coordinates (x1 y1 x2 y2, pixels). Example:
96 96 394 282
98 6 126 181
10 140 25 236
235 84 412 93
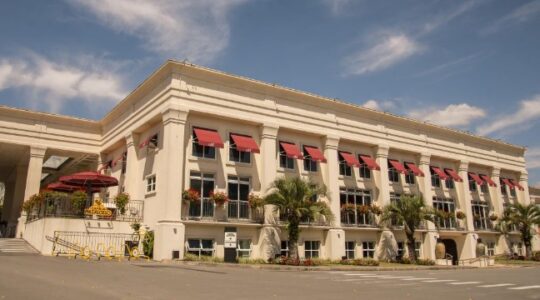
435 241 446 259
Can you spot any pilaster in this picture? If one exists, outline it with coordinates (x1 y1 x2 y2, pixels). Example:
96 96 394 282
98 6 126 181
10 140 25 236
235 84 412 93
260 123 279 195
519 171 530 205
375 144 390 206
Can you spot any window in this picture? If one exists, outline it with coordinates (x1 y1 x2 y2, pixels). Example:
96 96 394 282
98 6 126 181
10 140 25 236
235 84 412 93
237 240 251 258
433 197 456 229
280 241 289 257
500 179 508 196
388 161 400 183
397 242 405 259
121 152 127 175
146 175 156 193
359 163 371 179
279 143 295 170
468 174 477 192
340 188 373 226
471 201 490 230
338 153 352 176
304 241 320 259
431 168 441 188
480 176 489 193
487 242 495 256
303 146 318 172
188 172 215 218
192 129 216 159
415 241 422 258
362 241 375 258
227 176 250 219
229 134 251 163
404 162 415 185
187 239 214 257
43 155 70 169
345 241 356 259
510 188 516 197
445 178 455 189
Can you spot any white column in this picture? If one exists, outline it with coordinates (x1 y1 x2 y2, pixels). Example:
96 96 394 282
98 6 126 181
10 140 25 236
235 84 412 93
16 145 46 238
490 167 504 215
418 153 436 260
322 135 345 260
375 144 390 206
260 123 279 195
257 123 280 260
519 171 530 205
124 133 140 199
457 160 475 259
154 104 188 261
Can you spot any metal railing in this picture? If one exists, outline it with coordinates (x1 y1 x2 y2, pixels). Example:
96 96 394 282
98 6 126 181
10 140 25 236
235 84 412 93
27 199 144 222
49 231 138 258
341 212 377 227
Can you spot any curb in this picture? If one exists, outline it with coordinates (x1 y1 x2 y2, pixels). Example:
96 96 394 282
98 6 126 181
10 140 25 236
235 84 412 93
161 260 479 272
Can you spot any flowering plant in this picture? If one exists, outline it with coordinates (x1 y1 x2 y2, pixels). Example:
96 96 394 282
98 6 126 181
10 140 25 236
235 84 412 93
210 191 229 206
182 189 200 204
341 203 355 212
357 205 370 214
369 204 382 215
489 214 499 221
455 210 466 220
248 193 264 209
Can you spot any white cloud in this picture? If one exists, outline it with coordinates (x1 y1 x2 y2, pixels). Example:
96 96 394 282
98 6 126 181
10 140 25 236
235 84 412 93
321 0 353 15
0 53 127 113
476 94 540 136
526 147 540 169
362 99 398 111
421 1 481 35
408 103 486 127
482 0 540 34
343 33 423 75
66 0 246 63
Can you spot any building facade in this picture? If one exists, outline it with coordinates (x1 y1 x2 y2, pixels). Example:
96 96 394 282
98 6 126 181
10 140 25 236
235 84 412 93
0 60 534 262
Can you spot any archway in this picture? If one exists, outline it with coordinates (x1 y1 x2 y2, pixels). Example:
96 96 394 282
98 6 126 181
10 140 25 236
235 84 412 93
441 239 458 265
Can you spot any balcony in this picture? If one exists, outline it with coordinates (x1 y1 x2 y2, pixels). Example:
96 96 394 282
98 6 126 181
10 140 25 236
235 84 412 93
341 212 377 228
184 200 263 224
26 198 144 222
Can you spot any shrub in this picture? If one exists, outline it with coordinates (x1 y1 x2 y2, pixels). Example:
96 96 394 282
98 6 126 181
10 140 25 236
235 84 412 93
71 191 87 215
351 258 380 266
238 258 267 264
114 192 130 214
370 205 382 215
455 211 466 220
416 259 436 266
22 193 45 215
182 253 223 263
142 230 154 258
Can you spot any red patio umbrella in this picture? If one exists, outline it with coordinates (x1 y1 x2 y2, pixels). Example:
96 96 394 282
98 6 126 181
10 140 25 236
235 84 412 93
59 171 119 207
46 182 100 193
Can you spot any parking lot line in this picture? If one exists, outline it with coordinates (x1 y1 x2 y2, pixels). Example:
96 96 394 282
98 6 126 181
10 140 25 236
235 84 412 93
478 283 515 288
449 281 481 285
401 277 436 281
423 279 457 283
508 285 540 290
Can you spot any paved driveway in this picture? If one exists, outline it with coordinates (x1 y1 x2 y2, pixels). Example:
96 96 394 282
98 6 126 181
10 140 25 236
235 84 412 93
1 255 539 299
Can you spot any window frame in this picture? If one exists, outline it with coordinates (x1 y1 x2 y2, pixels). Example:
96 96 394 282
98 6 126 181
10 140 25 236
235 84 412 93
229 133 252 164
192 127 217 160
340 188 373 226
187 239 215 257
280 240 289 257
471 201 490 230
430 167 441 188
345 241 356 259
304 241 320 259
404 161 416 185
362 241 376 258
387 160 400 183
338 152 353 177
302 145 318 173
227 175 251 220
188 172 216 218
278 142 296 170
237 239 252 258
145 174 156 194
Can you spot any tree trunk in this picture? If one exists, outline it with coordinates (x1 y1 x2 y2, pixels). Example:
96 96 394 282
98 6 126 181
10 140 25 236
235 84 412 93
405 229 417 263
521 226 532 259
287 219 300 262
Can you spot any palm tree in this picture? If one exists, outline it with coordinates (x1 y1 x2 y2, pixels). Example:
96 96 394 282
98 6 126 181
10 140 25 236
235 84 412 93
264 177 333 261
380 195 438 263
501 203 540 258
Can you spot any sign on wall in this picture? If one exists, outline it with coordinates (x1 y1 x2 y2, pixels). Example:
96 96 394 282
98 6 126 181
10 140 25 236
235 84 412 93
224 231 237 248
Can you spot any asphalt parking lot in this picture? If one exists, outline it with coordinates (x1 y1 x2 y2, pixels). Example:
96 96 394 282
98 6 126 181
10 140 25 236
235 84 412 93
1 254 539 300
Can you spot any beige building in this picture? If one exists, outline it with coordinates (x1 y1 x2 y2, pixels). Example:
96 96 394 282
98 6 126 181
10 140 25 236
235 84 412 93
0 60 535 262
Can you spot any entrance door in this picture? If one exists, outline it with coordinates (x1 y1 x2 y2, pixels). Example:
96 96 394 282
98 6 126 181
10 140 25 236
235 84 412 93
442 239 458 265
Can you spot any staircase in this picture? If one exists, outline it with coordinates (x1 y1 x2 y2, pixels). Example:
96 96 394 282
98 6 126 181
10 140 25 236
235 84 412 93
0 239 39 255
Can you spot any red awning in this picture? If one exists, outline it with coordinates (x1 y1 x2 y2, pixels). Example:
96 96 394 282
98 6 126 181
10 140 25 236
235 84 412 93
388 159 407 174
480 174 497 187
304 146 327 163
509 179 524 191
339 151 361 167
501 178 515 189
60 171 118 188
46 182 100 193
468 172 484 185
359 155 380 170
444 168 463 182
194 128 224 148
430 166 448 180
280 142 303 159
139 134 158 149
230 134 260 153
405 162 424 177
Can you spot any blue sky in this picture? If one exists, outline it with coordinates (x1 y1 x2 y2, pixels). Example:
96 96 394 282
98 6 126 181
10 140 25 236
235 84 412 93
0 0 539 186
